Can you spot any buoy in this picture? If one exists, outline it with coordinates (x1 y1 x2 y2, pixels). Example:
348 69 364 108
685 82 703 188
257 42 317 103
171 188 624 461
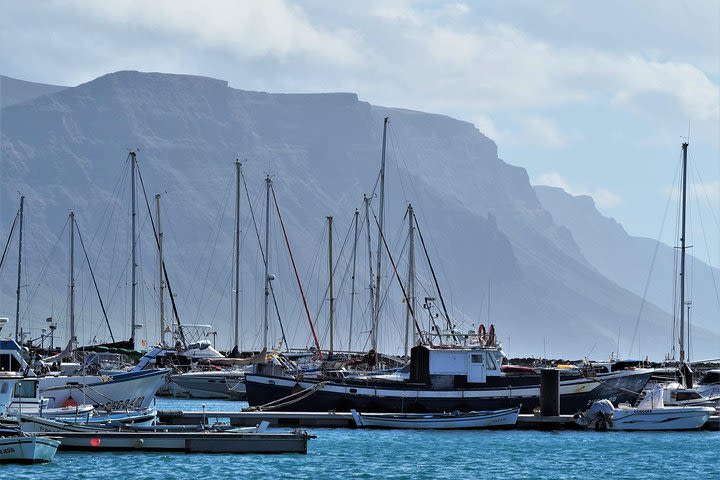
63 397 78 407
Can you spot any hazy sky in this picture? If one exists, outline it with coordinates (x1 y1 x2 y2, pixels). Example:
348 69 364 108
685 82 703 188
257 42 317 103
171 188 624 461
2 0 719 264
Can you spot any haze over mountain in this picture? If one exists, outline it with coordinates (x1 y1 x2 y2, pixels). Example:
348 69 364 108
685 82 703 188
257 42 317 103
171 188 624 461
0 75 67 108
535 185 720 358
1 70 717 359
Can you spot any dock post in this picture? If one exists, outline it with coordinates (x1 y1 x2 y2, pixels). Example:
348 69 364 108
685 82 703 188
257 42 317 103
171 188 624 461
540 368 560 416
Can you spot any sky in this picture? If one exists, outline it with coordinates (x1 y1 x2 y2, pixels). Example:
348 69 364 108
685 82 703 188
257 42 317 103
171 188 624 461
1 0 719 265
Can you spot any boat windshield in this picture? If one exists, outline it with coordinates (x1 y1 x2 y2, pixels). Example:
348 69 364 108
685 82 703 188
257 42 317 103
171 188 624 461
13 379 37 399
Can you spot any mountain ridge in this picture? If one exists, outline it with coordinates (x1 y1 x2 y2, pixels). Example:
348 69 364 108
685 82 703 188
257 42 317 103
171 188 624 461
1 70 714 359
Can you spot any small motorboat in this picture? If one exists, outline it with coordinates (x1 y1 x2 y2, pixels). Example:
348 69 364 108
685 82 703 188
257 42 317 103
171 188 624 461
350 407 520 429
0 429 60 463
574 386 714 431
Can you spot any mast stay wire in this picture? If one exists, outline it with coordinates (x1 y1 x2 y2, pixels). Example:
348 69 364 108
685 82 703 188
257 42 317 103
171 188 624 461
74 218 115 341
240 167 289 352
313 213 358 349
270 182 322 356
628 151 681 359
688 164 720 311
388 124 458 326
193 174 234 322
20 219 69 326
0 210 18 273
135 159 187 347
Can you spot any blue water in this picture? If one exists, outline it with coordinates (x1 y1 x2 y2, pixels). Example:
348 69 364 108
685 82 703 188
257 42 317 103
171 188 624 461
3 398 718 479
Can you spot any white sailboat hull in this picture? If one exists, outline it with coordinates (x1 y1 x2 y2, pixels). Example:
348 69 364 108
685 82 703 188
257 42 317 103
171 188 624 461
35 369 169 409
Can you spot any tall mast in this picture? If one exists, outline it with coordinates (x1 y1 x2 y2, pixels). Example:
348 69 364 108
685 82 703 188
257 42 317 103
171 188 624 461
679 141 689 363
404 203 416 356
263 175 272 351
14 195 24 342
372 117 389 353
364 195 375 349
69 211 76 343
327 216 335 355
348 208 359 352
130 151 137 346
155 194 166 347
234 160 241 350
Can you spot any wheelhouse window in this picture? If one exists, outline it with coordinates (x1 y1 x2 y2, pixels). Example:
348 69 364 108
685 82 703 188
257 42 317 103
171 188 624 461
14 380 37 399
486 354 498 370
471 354 484 364
0 353 22 372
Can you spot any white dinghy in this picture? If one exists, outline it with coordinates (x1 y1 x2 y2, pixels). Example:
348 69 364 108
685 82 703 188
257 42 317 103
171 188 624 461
350 407 520 429
575 386 714 431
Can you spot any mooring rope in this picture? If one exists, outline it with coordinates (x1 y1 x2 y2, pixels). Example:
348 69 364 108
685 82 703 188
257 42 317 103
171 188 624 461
243 381 328 412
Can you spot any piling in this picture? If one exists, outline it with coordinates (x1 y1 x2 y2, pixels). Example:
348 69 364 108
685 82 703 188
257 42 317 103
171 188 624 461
540 368 560 417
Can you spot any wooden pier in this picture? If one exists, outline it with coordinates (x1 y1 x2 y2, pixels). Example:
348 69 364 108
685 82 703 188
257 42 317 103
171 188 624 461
157 410 720 431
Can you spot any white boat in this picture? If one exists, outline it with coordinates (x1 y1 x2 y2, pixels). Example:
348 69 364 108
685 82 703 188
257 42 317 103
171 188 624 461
697 369 720 399
350 407 520 429
656 382 720 408
169 370 247 399
575 386 714 431
0 429 60 463
0 340 170 410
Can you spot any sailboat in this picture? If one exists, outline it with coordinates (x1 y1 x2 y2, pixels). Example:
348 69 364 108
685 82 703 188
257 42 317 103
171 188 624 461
0 187 169 410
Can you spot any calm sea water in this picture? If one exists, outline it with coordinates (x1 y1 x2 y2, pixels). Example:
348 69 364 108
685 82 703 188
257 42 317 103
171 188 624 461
3 398 718 479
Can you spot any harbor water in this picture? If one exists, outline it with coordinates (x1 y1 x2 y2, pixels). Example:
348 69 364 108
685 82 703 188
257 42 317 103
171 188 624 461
3 398 718 479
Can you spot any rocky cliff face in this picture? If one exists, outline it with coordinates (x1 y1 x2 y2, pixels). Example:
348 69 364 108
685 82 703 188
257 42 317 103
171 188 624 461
536 185 720 347
2 70 710 359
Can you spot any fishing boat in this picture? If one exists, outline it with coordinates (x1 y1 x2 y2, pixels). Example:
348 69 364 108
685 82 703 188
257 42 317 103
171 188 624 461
0 429 60 463
574 386 714 431
350 406 520 429
246 330 653 415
